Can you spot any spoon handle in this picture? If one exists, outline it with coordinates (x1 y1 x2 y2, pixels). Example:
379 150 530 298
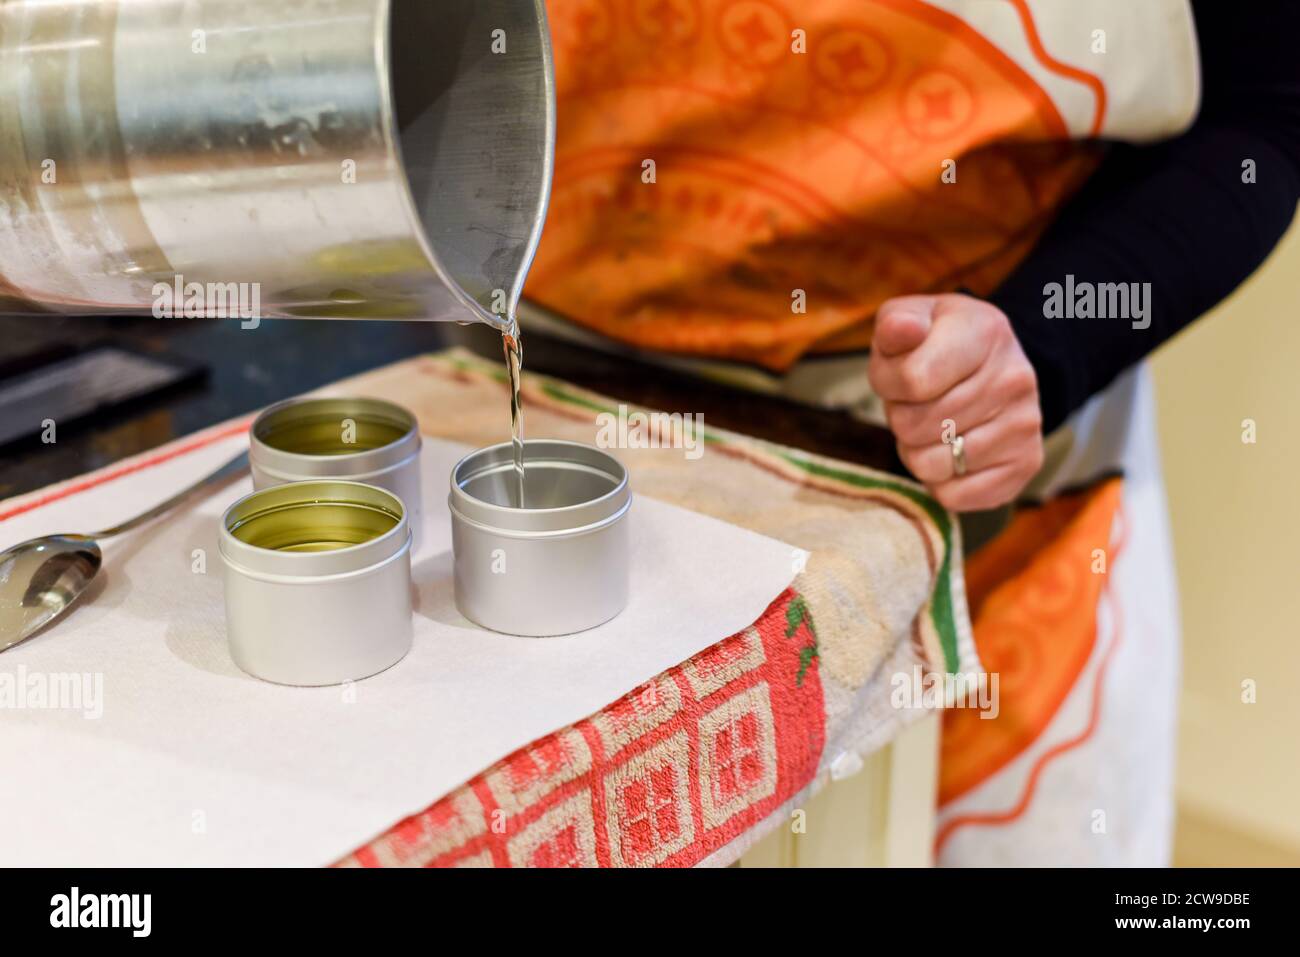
93 450 250 538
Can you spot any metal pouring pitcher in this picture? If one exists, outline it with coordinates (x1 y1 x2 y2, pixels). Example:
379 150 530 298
0 0 554 328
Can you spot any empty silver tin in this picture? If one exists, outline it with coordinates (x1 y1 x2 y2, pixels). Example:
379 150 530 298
449 441 631 637
219 481 413 686
250 397 424 548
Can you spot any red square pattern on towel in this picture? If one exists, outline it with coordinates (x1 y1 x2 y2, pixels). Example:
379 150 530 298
338 588 825 868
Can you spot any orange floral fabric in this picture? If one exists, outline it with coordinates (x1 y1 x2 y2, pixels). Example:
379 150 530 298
529 0 1103 369
938 478 1123 805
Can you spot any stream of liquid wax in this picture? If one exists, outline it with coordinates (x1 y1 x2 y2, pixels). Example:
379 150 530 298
502 318 525 509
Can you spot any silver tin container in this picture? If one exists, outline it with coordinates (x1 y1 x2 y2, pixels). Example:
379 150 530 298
250 397 424 549
449 440 631 637
220 481 413 686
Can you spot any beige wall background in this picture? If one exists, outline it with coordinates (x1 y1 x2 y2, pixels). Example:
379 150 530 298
1151 219 1300 865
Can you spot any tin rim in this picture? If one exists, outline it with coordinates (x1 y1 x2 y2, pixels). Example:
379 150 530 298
250 396 421 481
449 440 630 535
220 480 410 578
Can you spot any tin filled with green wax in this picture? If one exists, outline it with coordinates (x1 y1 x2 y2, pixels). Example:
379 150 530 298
219 481 413 686
249 396 424 549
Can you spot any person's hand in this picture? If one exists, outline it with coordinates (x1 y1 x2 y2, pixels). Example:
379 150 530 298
867 294 1044 512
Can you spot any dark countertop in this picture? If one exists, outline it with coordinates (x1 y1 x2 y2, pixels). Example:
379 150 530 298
0 314 904 502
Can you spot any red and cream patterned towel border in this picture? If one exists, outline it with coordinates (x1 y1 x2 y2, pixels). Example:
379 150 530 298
337 588 824 868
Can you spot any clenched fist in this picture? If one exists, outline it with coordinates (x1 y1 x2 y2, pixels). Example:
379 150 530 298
867 294 1045 512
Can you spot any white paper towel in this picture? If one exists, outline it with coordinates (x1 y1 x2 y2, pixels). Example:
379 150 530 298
0 433 797 866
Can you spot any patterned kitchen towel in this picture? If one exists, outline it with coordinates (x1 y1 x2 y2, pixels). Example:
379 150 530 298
322 348 977 866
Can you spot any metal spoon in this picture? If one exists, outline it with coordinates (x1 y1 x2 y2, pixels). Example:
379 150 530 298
0 450 249 652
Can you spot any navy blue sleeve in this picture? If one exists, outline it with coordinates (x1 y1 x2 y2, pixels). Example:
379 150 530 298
990 0 1300 433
